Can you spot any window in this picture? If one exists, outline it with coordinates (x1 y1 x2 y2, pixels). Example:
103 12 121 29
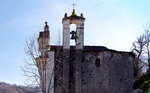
95 58 100 67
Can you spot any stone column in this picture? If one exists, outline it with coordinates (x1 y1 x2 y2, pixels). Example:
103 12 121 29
76 23 84 49
75 49 82 93
47 51 54 93
63 24 70 49
63 49 70 93
62 22 70 93
75 23 84 93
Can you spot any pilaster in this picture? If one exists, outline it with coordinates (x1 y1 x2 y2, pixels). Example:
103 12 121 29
62 20 70 93
62 49 70 93
75 49 82 93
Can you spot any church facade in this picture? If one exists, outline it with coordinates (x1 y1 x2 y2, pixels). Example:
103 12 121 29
36 9 135 93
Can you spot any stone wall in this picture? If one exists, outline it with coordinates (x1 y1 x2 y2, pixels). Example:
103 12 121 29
82 51 134 93
52 46 135 93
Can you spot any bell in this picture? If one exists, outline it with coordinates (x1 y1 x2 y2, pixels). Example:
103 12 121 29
70 31 75 40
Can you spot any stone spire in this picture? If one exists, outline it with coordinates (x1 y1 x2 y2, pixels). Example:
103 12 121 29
44 21 49 31
38 22 50 51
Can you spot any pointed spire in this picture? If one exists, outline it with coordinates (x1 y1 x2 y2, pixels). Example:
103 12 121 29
64 13 67 18
44 21 49 31
80 13 83 17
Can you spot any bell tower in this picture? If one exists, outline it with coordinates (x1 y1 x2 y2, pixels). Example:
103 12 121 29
62 8 85 93
37 22 54 93
38 22 50 57
62 9 85 49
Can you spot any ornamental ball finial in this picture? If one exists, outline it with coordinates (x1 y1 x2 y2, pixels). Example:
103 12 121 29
45 21 48 25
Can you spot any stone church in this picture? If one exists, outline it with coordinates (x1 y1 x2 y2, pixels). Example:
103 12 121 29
36 8 135 93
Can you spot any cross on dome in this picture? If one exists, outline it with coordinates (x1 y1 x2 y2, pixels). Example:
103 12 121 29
72 2 76 9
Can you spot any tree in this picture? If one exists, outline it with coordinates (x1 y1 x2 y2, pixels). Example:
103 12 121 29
22 27 65 93
23 21 76 93
23 35 40 86
22 22 55 93
143 27 150 72
22 35 54 93
132 25 150 78
132 34 146 78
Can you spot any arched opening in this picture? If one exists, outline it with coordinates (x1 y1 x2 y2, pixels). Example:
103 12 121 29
70 24 76 46
95 58 100 67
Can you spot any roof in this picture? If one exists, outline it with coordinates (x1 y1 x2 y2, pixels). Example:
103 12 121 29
49 45 135 57
63 9 85 21
50 45 107 51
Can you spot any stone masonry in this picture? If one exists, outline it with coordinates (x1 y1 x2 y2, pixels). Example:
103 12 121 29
37 9 135 93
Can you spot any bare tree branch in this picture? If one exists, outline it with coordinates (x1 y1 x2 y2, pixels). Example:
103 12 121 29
132 25 150 78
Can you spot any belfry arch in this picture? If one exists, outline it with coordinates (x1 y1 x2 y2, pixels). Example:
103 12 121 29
62 9 85 93
70 24 76 45
62 9 85 49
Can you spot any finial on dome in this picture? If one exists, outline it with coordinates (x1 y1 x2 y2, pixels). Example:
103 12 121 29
80 13 83 17
64 13 67 18
45 21 48 25
71 3 76 16
72 9 76 15
44 21 49 31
